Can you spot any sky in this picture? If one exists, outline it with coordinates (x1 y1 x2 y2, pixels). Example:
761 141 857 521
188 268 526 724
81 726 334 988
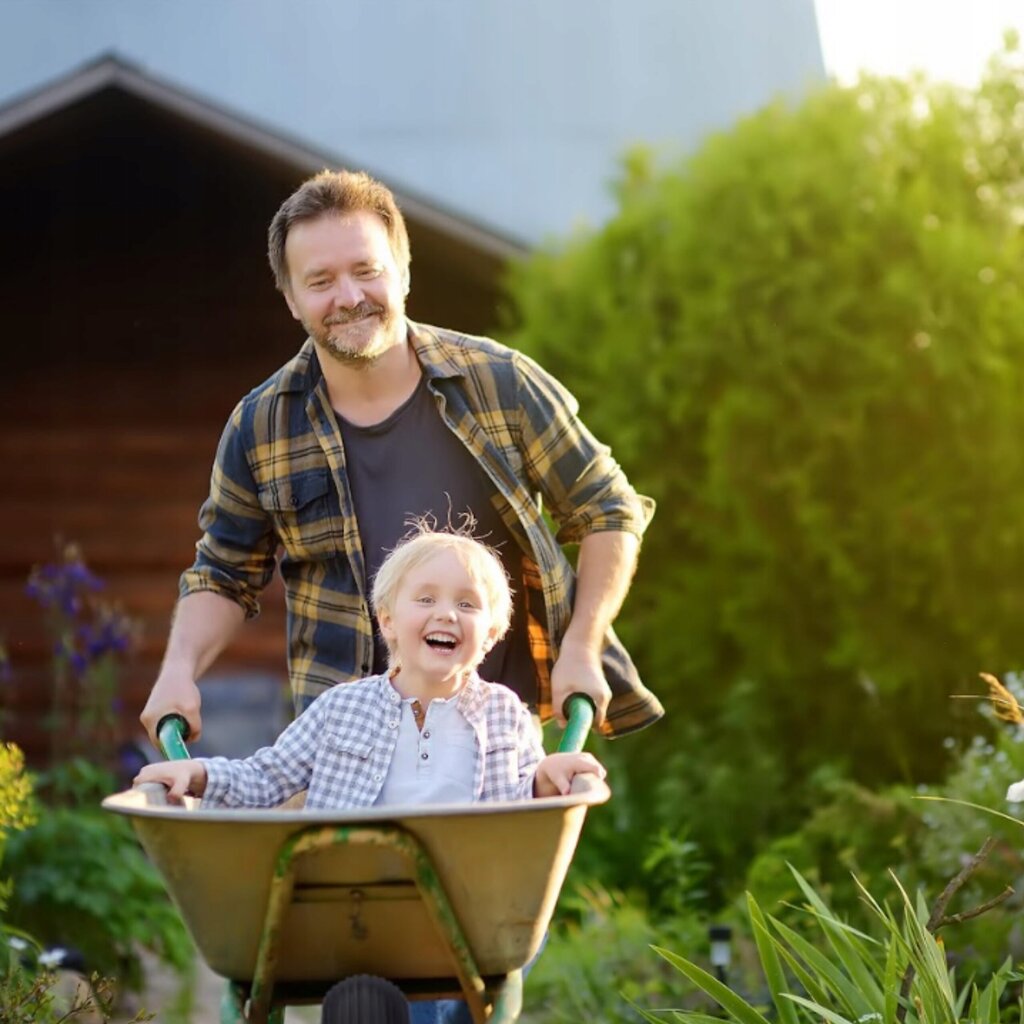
815 0 1023 86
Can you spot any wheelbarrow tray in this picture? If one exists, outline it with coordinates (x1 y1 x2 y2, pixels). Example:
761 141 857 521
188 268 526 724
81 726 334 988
103 779 609 986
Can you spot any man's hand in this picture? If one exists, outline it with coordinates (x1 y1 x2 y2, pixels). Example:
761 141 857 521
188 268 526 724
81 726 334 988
140 666 203 748
134 759 208 803
549 639 612 729
534 751 606 797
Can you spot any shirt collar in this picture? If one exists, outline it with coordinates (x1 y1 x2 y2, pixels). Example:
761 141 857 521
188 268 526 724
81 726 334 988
407 320 465 381
376 671 489 722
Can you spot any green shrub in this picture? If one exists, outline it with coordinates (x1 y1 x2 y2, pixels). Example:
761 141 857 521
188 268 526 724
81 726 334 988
1 745 154 1022
1 759 191 994
522 884 708 1024
744 779 927 925
503 37 1024 809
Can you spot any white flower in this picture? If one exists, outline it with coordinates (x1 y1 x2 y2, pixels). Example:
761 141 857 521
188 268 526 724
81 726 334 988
1006 780 1024 803
38 947 66 969
7 937 28 952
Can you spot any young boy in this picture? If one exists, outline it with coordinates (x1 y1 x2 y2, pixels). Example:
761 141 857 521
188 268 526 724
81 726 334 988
134 526 605 810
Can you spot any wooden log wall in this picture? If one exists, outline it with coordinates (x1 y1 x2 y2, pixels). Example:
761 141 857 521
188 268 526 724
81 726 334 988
0 82 506 767
0 405 289 767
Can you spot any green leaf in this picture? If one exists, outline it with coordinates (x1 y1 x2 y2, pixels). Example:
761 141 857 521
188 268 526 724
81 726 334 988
782 993 855 1024
747 893 799 1024
766 914 872 1013
652 946 772 1024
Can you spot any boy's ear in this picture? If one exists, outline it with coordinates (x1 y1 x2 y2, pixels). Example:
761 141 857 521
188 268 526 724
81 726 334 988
378 608 396 644
483 626 501 652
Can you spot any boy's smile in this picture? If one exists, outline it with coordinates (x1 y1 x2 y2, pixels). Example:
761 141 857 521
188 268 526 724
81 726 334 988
378 549 498 699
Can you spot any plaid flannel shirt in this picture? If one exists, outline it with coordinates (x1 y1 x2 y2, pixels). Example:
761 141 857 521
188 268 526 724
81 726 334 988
200 674 542 809
181 321 664 736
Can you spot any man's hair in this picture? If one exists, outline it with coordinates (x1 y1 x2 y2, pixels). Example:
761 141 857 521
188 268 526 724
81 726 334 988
371 526 513 665
267 169 411 292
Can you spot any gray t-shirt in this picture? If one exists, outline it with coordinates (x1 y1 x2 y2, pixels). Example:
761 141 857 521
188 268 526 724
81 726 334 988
336 376 538 705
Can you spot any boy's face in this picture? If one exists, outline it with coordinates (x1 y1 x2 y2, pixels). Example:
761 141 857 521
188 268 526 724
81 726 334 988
378 549 499 697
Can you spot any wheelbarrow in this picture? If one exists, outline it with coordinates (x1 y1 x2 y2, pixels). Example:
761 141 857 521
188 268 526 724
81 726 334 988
102 695 609 1023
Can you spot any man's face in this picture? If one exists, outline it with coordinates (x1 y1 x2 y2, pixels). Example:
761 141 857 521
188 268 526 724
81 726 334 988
283 211 409 368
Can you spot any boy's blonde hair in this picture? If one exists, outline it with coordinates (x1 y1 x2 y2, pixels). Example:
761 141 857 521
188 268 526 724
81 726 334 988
371 528 513 664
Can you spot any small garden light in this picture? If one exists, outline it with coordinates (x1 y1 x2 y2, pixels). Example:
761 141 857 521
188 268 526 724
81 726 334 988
708 924 733 985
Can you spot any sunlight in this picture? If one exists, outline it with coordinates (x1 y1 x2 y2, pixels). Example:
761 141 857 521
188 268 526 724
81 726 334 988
814 0 1023 85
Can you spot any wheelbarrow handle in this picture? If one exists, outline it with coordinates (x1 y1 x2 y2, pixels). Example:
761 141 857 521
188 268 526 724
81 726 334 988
156 713 192 762
158 698 596 761
557 694 597 754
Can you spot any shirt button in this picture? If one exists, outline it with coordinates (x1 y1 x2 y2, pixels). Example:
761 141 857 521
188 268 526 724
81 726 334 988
420 752 429 761
361 663 371 674
388 720 398 729
422 730 431 739
373 773 382 782
289 495 298 507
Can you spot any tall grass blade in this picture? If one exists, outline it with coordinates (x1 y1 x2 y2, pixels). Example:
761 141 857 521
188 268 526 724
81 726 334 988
783 993 857 1024
789 868 884 1007
747 893 800 1024
766 913 872 1013
652 946 772 1024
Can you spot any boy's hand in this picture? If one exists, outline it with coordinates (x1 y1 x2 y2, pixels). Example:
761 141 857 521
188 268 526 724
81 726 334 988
533 752 606 798
134 760 208 803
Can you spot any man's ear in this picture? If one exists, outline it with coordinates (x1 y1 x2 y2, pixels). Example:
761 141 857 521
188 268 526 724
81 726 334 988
283 288 302 322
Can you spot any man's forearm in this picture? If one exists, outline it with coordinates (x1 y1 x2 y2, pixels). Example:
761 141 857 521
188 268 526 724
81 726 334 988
561 530 640 651
160 590 246 678
141 590 247 744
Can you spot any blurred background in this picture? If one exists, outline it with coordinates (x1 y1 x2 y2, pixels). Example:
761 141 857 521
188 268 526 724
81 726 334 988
1 2 1023 1021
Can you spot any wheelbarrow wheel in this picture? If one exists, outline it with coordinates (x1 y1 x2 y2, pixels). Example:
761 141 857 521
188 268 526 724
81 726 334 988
321 974 410 1023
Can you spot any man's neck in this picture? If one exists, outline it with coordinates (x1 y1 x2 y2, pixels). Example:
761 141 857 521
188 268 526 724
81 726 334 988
318 329 422 427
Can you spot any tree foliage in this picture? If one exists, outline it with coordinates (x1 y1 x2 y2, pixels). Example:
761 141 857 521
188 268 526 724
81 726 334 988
503 37 1024 791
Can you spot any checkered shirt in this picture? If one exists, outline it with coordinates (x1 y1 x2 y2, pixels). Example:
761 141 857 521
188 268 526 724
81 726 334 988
180 320 663 737
199 674 543 810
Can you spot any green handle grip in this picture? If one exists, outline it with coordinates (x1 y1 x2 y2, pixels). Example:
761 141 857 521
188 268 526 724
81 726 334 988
156 714 191 762
557 694 596 754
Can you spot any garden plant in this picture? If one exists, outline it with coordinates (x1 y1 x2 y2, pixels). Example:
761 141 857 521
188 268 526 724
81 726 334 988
512 35 1024 1021
0 545 190 1014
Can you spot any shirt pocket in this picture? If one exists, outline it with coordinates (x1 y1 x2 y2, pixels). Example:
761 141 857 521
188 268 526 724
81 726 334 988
257 469 339 561
483 729 520 791
310 731 375 802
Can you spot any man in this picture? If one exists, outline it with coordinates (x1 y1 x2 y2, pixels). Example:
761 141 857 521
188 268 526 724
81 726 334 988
140 169 662 747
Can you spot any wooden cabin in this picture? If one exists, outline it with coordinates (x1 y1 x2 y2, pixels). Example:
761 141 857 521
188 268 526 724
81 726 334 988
0 57 521 765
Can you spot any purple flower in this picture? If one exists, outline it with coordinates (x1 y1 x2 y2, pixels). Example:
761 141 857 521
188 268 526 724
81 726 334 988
77 606 136 664
26 548 104 618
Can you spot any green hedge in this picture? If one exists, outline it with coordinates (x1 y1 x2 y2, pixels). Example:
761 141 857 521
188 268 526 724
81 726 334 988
503 38 1024 799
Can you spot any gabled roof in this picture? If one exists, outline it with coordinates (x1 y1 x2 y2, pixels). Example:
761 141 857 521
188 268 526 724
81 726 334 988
0 53 526 263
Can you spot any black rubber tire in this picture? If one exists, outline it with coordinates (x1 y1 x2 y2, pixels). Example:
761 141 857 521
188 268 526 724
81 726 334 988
320 974 410 1023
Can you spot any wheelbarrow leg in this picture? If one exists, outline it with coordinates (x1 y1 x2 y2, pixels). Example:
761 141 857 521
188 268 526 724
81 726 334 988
487 969 523 1024
219 981 283 1024
220 981 247 1024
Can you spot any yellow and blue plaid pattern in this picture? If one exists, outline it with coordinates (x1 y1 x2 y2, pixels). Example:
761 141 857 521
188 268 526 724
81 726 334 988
181 321 664 737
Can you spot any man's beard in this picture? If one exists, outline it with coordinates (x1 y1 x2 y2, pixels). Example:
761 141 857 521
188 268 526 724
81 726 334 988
311 302 398 368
